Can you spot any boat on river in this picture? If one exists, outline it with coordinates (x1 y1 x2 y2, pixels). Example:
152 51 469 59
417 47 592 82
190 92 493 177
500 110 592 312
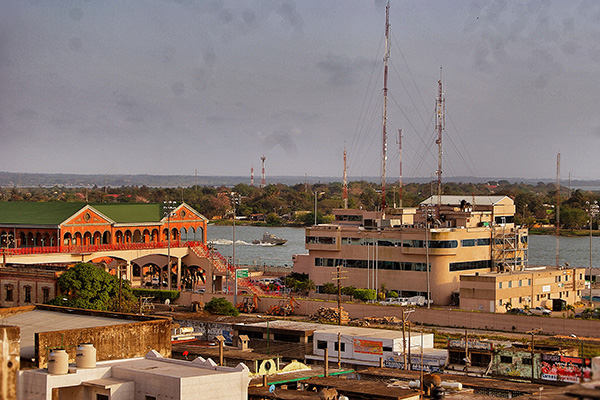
253 232 287 246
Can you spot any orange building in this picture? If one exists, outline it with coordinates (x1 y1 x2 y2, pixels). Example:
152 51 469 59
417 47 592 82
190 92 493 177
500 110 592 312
0 202 207 250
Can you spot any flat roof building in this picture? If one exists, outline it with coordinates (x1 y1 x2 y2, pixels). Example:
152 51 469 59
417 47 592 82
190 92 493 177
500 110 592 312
460 266 586 313
18 350 251 400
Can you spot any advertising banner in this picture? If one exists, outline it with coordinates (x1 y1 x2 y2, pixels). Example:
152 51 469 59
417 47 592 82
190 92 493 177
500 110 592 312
541 354 592 383
353 339 383 355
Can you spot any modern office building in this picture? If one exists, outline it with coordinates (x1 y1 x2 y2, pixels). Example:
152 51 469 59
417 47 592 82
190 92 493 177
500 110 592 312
293 195 528 305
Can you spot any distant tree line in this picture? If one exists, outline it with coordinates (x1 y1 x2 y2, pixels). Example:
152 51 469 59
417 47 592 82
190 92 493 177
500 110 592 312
1 180 599 229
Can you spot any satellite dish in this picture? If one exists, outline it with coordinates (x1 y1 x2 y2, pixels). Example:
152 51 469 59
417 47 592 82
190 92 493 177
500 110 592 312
269 384 276 393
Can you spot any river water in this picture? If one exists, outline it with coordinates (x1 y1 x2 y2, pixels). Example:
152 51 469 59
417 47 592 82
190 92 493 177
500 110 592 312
207 225 600 273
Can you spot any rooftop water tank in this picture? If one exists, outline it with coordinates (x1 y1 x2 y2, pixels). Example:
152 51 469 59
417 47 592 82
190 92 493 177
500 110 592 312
48 349 69 375
76 343 97 368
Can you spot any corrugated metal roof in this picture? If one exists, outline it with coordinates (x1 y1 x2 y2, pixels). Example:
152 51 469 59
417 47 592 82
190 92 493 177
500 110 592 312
420 195 510 206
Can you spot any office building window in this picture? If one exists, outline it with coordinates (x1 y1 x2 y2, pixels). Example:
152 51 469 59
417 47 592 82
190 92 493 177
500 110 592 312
24 286 31 303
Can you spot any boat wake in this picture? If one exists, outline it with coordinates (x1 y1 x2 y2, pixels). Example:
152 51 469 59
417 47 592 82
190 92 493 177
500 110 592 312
208 239 276 247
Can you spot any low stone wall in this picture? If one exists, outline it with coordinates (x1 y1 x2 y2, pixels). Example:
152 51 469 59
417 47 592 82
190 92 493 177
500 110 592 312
34 307 172 368
208 294 600 338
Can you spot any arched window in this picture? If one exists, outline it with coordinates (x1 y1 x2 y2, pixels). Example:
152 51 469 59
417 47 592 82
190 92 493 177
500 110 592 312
102 231 111 245
63 233 72 246
180 227 188 242
133 230 142 243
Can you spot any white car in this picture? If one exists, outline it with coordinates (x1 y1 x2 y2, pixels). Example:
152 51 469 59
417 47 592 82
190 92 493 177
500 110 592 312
379 297 406 306
530 306 552 316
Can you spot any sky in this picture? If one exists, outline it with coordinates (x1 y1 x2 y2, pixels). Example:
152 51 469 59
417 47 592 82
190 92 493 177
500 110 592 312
1 0 600 182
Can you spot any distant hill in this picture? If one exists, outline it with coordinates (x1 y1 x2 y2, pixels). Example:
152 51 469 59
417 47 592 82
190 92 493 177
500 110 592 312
0 171 598 189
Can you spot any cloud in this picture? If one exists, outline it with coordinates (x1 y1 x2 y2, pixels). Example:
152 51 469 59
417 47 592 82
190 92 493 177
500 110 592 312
262 128 298 157
316 54 369 87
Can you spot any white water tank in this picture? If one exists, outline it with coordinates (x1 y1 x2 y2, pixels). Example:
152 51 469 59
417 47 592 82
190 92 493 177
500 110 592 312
76 343 97 368
48 349 69 375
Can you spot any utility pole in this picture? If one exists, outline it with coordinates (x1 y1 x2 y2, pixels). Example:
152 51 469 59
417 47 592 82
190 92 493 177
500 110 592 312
527 328 542 382
332 264 348 325
402 309 414 370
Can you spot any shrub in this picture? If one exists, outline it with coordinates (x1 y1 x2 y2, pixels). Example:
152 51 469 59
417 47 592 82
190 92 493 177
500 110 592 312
353 288 376 301
204 297 239 316
387 291 398 298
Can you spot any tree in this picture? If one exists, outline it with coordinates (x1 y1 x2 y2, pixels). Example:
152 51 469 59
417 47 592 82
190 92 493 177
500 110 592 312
49 263 138 313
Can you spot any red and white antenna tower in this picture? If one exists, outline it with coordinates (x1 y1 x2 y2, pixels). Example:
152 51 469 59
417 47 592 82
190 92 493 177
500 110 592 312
260 156 266 188
436 67 445 212
250 166 254 187
381 0 390 212
397 129 402 208
343 147 348 209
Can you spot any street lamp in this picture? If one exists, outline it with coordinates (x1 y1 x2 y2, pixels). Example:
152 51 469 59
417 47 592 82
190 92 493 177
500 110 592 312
163 201 177 290
571 334 584 358
257 315 270 355
585 200 598 306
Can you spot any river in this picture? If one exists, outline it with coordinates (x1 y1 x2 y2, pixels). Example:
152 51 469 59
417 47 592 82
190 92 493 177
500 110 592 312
207 225 600 273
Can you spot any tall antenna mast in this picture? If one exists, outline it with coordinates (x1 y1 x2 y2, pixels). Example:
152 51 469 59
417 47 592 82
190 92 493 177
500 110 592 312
381 0 390 212
260 156 266 188
436 67 445 212
343 147 348 209
397 129 402 208
250 166 254 187
556 152 561 267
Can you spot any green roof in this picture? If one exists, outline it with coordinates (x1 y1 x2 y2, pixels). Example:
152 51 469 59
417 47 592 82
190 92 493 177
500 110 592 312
0 202 170 225
0 202 86 225
93 203 164 223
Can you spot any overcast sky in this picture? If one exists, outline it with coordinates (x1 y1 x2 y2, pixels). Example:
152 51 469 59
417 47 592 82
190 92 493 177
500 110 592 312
1 0 600 182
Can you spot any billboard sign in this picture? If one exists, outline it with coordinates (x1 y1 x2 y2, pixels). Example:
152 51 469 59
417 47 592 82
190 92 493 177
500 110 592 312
354 339 383 355
541 354 592 383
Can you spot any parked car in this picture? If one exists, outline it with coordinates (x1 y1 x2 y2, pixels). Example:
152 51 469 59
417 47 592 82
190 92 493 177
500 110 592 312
379 298 403 306
530 306 552 316
507 308 531 315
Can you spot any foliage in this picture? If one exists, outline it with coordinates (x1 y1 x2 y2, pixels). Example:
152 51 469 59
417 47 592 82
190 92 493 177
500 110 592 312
132 288 180 302
204 297 239 316
341 286 355 296
48 262 138 312
322 282 337 294
387 290 398 298
5 179 600 230
353 288 376 301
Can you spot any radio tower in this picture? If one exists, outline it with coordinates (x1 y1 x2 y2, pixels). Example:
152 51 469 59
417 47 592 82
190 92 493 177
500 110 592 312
397 129 402 208
556 152 561 267
343 147 348 209
250 166 254 187
381 0 390 212
260 156 266 188
436 67 445 213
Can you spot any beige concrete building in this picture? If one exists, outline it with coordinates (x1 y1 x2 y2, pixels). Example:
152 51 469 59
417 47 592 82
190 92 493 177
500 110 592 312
460 266 586 312
293 195 528 305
